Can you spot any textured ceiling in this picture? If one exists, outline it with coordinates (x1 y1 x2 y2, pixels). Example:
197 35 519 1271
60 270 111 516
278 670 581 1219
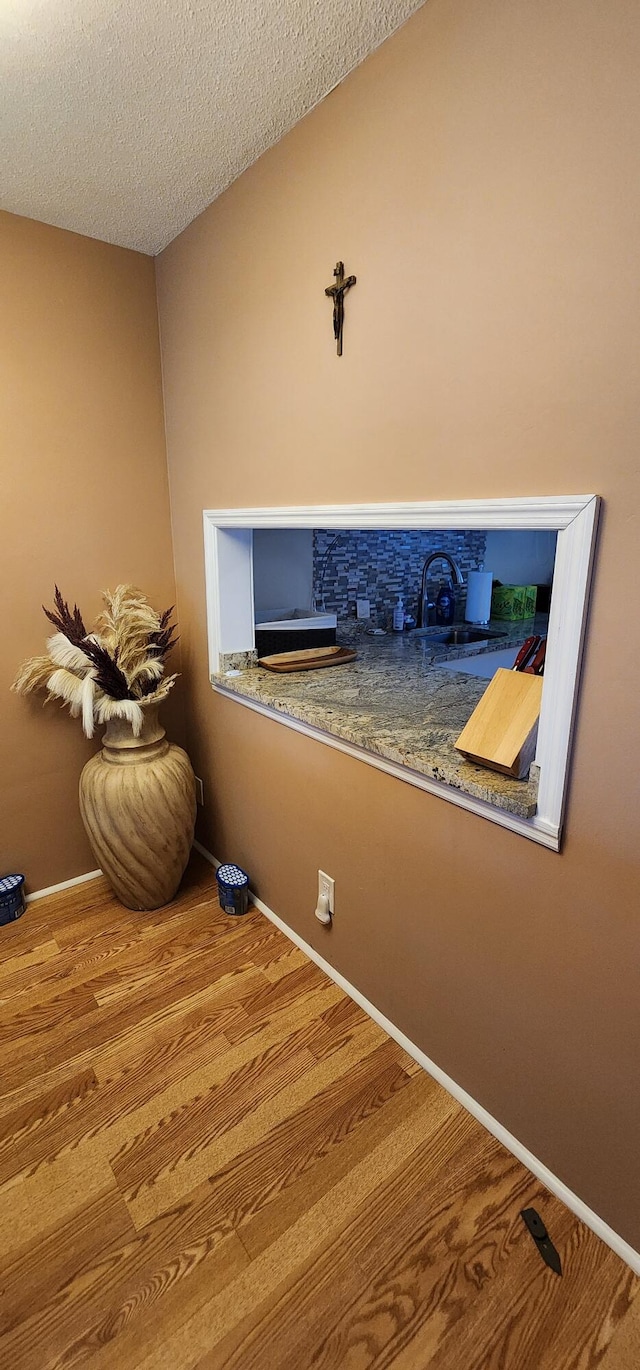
0 0 424 255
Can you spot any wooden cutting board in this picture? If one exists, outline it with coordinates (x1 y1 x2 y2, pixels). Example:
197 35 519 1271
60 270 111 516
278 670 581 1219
258 645 357 673
454 667 543 778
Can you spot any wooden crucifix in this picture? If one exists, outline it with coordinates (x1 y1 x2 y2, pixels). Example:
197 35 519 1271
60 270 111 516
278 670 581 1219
325 261 356 356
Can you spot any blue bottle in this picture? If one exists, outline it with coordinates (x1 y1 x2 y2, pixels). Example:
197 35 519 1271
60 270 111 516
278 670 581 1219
435 580 455 626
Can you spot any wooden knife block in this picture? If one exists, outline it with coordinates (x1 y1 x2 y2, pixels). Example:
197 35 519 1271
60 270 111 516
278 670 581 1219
454 668 543 779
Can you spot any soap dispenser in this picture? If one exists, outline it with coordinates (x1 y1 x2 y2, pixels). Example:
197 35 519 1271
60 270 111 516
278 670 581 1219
393 596 405 632
435 580 455 626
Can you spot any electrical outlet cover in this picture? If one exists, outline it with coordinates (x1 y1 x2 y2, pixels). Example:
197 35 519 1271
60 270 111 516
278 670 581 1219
318 869 335 914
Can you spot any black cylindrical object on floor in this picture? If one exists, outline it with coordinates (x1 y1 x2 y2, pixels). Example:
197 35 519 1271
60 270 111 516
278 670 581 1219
0 874 26 926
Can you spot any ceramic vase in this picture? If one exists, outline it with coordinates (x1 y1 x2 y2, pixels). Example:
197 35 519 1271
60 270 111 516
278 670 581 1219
79 707 196 911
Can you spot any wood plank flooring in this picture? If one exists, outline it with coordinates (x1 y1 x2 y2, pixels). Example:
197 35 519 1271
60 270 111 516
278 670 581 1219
0 855 637 1369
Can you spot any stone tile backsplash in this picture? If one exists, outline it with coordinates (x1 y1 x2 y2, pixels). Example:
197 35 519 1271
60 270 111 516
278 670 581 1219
313 529 487 626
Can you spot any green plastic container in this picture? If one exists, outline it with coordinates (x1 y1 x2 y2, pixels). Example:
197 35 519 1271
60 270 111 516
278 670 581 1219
491 584 537 621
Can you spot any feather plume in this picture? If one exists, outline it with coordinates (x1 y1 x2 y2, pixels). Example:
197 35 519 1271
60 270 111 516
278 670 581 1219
46 633 93 675
81 674 96 738
46 668 85 709
12 655 56 695
96 696 145 736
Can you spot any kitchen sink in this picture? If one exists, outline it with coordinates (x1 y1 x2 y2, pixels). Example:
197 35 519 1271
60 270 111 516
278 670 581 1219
411 627 508 645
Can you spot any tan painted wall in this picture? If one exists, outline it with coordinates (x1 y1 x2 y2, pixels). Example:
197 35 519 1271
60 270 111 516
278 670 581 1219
156 0 640 1245
1 211 180 892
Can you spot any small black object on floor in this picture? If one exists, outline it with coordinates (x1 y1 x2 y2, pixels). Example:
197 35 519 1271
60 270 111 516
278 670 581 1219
521 1206 563 1275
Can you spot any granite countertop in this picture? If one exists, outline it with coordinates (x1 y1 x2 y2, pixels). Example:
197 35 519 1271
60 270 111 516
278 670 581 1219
212 616 549 819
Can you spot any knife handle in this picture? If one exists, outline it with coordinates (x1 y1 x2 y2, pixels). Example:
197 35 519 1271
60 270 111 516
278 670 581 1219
524 638 547 675
512 635 540 672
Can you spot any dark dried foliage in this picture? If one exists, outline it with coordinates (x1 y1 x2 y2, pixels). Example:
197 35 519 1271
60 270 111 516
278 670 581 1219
137 672 163 698
147 606 178 659
81 641 135 701
43 587 87 646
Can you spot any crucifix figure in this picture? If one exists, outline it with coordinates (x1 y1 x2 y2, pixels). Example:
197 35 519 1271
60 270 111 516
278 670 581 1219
325 261 356 356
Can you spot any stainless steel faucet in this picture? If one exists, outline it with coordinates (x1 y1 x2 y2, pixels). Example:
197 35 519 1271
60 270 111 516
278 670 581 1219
417 551 465 628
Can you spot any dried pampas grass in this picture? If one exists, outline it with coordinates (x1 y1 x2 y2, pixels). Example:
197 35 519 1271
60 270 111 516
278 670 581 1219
13 584 178 739
141 673 178 708
12 655 56 695
95 586 163 676
127 657 164 690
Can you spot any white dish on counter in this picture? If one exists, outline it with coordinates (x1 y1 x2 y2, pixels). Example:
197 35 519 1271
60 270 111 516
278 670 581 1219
254 609 337 631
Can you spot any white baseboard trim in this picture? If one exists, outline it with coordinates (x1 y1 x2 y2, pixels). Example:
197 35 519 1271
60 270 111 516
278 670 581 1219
193 840 220 866
25 868 102 903
194 838 640 1276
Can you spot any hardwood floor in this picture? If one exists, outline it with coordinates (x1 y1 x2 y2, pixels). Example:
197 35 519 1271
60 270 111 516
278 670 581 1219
0 856 637 1369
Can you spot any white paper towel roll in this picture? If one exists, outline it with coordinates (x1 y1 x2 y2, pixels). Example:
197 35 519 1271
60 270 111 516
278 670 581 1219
465 571 493 624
